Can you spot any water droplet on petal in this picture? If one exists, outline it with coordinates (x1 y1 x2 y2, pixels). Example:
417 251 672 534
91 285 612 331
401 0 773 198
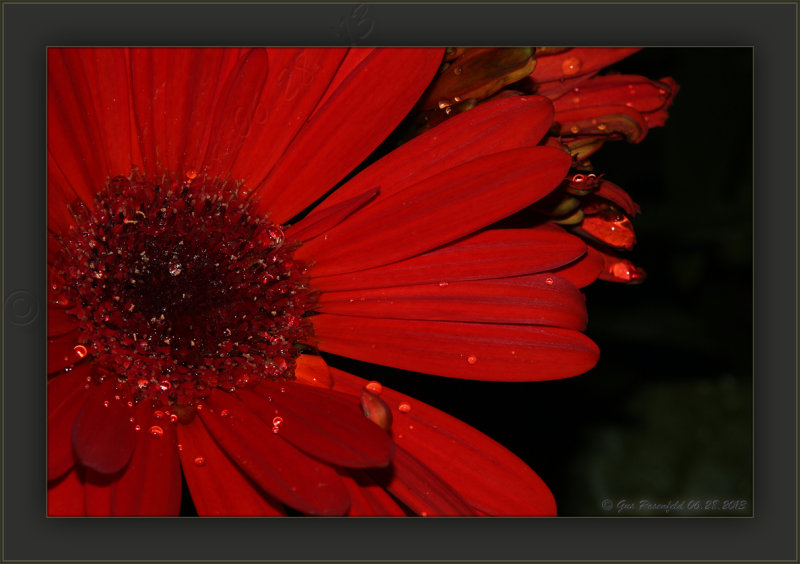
569 125 580 134
398 402 411 413
134 424 141 431
153 410 165 419
185 169 198 180
272 416 283 427
467 355 478 365
73 345 88 359
103 400 110 408
437 98 451 109
220 409 230 417
561 57 582 77
148 425 164 438
193 456 206 467
169 414 178 423
438 281 449 287
545 277 554 285
272 426 280 434
453 65 463 75
168 258 182 276
177 443 183 451
365 381 383 395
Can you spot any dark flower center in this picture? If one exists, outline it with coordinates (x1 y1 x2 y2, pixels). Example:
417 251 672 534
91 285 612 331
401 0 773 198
53 171 314 411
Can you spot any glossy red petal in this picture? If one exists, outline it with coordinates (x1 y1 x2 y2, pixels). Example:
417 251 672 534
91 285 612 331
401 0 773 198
312 315 599 381
554 74 675 114
240 383 393 468
178 419 286 516
332 368 557 515
71 378 136 474
48 49 141 199
593 179 640 216
129 48 241 174
257 49 444 223
48 469 86 516
47 330 87 375
293 353 334 389
288 187 379 243
339 470 408 516
305 147 571 277
369 446 476 516
315 95 556 212
83 470 115 515
553 247 605 288
48 307 80 338
532 48 641 96
108 404 182 515
227 49 349 192
311 226 587 292
554 104 649 143
317 273 587 330
48 366 91 480
200 391 350 515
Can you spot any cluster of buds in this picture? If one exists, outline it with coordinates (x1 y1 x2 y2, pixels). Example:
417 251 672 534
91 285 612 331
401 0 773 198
408 47 678 284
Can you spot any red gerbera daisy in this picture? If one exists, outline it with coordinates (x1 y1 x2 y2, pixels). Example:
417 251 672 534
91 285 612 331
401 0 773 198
47 47 640 516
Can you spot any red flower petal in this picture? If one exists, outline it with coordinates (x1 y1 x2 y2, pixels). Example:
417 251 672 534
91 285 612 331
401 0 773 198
106 404 182 515
317 274 588 330
311 226 586 292
532 48 641 96
178 419 286 516
48 366 91 481
553 247 605 288
593 179 641 216
554 104 649 143
48 469 86 516
128 48 240 174
316 95 556 211
200 390 350 515
305 146 571 277
332 368 557 515
48 49 142 200
48 307 80 338
369 446 476 516
339 470 407 516
288 186 379 243
312 315 599 381
238 382 393 468
47 330 87 375
256 49 444 223
553 73 676 114
71 378 136 474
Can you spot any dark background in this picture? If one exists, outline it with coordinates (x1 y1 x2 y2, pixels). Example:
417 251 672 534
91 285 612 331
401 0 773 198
328 47 754 516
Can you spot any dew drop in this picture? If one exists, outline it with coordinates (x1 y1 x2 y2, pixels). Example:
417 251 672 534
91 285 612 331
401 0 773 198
134 424 141 431
272 426 280 434
596 123 607 131
467 355 478 365
561 57 582 77
453 66 463 75
177 443 183 451
73 345 88 359
438 281 449 287
272 416 283 427
168 258 182 276
437 98 451 109
365 381 383 395
185 169 198 180
398 402 411 413
103 400 110 408
193 456 206 467
153 410 165 419
220 409 230 417
129 417 135 423
137 378 149 389
569 125 580 134
148 425 164 438
127 401 133 407
169 414 178 423
267 226 285 247
545 277 554 285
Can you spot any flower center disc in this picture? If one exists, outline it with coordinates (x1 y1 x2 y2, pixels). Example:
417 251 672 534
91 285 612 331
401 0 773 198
53 171 313 410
